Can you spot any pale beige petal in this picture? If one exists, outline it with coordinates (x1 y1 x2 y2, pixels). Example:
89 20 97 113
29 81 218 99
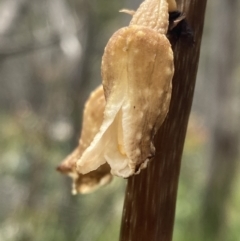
76 74 129 176
78 85 106 153
105 25 174 174
73 162 112 194
57 85 113 194
118 26 174 172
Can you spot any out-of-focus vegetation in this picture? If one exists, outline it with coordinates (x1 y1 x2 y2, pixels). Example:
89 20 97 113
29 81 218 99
0 0 239 241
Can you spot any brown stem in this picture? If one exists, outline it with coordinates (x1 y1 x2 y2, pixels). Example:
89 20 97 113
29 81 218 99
119 1 207 240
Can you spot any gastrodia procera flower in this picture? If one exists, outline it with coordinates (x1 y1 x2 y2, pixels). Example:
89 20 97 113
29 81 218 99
75 0 175 178
57 86 112 194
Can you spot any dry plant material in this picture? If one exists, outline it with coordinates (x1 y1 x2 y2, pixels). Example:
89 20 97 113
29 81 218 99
57 86 112 194
58 0 177 194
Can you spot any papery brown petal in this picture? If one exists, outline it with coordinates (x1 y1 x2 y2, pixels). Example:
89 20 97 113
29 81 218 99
57 148 80 174
73 163 112 194
101 25 174 173
57 85 113 194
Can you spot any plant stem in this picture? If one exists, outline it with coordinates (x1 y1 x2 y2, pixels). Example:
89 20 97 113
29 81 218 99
119 1 207 240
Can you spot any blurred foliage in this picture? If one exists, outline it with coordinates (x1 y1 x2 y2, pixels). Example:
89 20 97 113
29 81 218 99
0 110 125 240
0 0 239 241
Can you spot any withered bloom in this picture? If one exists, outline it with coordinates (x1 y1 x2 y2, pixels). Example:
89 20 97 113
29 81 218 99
58 0 176 193
76 0 175 178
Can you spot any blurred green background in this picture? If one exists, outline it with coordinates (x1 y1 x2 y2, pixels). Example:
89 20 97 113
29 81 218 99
0 0 239 241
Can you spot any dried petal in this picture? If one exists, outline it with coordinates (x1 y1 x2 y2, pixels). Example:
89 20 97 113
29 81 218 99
57 86 112 194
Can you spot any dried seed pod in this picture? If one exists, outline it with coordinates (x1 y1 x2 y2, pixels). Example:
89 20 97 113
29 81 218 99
57 86 112 194
76 24 174 178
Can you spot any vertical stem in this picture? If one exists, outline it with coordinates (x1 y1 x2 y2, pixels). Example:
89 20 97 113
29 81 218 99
119 1 207 240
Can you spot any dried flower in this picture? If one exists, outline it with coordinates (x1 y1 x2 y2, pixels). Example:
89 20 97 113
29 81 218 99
76 0 174 178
